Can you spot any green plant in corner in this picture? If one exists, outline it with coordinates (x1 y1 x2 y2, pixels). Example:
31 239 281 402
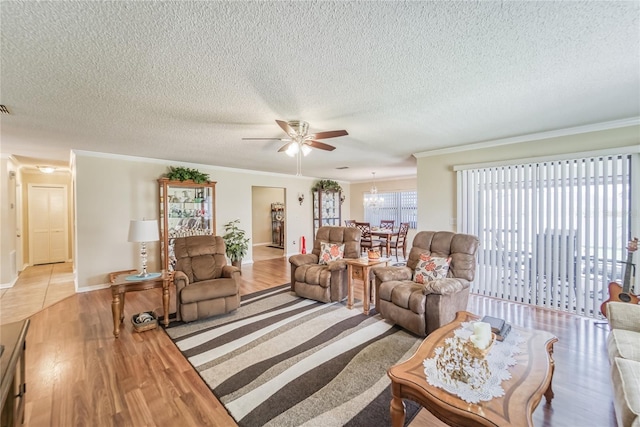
311 179 343 193
222 219 250 264
165 166 210 184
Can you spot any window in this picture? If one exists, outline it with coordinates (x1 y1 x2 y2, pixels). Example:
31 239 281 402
457 153 635 318
364 190 417 229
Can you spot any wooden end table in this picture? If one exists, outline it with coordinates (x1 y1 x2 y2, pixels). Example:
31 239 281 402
109 270 173 338
388 311 558 427
345 257 390 314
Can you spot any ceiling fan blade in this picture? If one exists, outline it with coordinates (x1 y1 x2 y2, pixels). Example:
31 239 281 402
241 137 289 140
306 140 336 151
307 129 348 140
277 142 294 152
276 120 296 137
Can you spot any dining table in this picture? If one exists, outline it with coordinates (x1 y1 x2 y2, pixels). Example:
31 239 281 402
370 227 398 257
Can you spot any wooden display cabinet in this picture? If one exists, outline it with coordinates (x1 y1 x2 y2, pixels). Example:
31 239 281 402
271 202 285 249
313 189 342 236
158 178 216 271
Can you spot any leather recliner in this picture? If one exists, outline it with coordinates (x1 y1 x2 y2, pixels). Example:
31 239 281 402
372 231 479 336
289 226 361 303
173 235 241 322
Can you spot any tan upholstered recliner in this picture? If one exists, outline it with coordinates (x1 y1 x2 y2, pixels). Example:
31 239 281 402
372 231 479 336
289 226 361 303
173 235 241 322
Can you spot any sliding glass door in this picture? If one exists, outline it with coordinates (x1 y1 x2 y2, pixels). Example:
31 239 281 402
457 153 635 318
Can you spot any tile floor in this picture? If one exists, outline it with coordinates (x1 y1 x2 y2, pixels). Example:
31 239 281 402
0 262 75 325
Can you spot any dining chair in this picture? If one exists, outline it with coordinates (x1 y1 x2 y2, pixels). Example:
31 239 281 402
354 222 382 255
377 220 396 256
387 222 410 261
380 220 395 230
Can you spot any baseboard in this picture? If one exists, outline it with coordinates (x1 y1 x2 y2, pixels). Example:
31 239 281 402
76 283 110 293
0 276 18 290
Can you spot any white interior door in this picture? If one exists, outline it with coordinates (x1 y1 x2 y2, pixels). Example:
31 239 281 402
28 185 68 265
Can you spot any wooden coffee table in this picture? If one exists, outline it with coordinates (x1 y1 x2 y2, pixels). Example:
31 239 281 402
388 311 558 427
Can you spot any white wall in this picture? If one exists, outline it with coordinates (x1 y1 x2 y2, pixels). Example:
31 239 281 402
0 156 18 286
416 125 640 231
74 152 350 289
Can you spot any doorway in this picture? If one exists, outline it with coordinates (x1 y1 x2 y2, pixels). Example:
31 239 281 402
28 184 69 265
251 186 285 261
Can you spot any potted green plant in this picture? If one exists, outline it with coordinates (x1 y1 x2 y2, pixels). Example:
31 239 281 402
222 219 250 269
164 166 210 183
311 179 343 193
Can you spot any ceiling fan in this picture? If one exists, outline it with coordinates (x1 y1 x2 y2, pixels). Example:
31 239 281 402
242 120 348 157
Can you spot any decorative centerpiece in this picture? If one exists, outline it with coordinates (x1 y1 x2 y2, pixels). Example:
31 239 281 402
467 321 495 358
433 322 494 389
424 320 523 403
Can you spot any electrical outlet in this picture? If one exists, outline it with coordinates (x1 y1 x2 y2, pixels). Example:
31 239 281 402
292 240 296 244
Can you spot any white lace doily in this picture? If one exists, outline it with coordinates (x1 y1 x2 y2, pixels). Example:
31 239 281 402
423 321 525 403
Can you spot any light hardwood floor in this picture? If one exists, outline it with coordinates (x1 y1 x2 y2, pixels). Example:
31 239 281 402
2 259 616 426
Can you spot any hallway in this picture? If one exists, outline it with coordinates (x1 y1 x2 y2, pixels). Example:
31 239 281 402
0 262 75 325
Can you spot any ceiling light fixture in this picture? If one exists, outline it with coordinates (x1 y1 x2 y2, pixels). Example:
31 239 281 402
364 172 384 208
37 166 56 174
286 139 312 175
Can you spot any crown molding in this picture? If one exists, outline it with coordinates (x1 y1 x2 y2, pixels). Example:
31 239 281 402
70 150 332 183
414 117 640 158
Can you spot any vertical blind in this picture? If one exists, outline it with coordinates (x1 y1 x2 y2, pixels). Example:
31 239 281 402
364 191 417 228
457 154 634 318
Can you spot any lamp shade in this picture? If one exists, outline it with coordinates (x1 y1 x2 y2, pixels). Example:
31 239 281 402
127 219 159 242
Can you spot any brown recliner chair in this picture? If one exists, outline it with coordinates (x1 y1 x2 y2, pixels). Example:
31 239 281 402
372 231 479 336
173 235 241 322
289 226 361 303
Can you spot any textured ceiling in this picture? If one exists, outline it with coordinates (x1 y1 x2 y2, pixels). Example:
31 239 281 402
1 1 638 181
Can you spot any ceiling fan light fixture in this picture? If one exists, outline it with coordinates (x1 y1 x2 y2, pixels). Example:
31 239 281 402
285 143 299 157
300 144 312 156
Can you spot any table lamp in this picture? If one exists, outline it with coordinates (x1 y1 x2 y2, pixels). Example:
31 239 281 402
128 219 159 278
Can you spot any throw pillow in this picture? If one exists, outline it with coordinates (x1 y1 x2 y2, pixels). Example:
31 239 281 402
319 242 345 265
414 254 451 283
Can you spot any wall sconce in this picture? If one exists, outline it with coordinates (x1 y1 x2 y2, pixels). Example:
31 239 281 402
298 193 305 205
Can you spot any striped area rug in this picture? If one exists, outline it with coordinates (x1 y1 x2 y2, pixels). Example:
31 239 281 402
165 284 422 427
